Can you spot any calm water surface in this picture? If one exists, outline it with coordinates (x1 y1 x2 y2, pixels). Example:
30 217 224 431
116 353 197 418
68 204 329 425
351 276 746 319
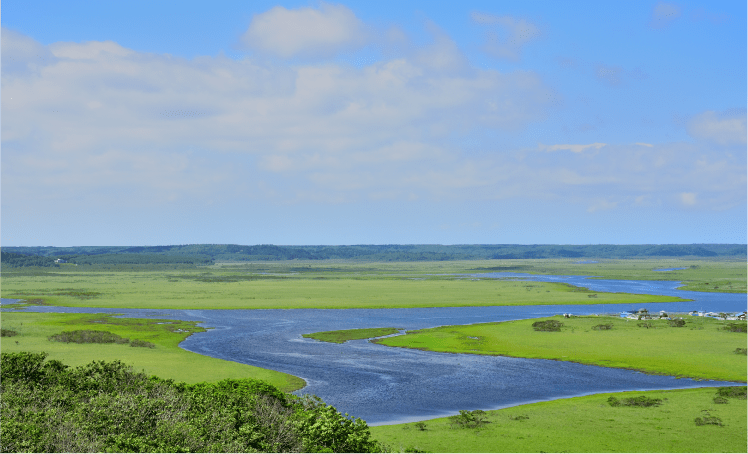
4 273 746 425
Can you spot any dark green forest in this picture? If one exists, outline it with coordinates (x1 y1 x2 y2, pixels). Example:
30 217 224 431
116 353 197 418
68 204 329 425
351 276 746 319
0 352 381 453
2 244 745 267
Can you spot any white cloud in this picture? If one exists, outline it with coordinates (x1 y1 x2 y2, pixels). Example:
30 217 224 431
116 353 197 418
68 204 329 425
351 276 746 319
2 25 745 217
470 12 542 61
240 2 369 59
539 142 607 153
1 27 557 209
687 109 747 146
680 192 697 206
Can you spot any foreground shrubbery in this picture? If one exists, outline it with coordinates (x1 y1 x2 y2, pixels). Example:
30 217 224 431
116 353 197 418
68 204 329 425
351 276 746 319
0 352 381 453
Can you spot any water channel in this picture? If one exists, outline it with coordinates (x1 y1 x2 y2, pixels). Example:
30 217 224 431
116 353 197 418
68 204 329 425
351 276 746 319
3 272 746 425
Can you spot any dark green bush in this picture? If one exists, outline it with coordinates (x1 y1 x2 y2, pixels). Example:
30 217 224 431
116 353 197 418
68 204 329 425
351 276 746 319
713 396 729 404
607 396 663 407
532 320 563 332
722 323 747 333
592 324 612 330
448 410 488 428
1 329 18 337
48 330 129 344
129 339 156 348
636 322 653 329
695 414 723 426
716 386 746 400
668 319 686 327
509 414 529 421
734 348 747 355
413 422 427 431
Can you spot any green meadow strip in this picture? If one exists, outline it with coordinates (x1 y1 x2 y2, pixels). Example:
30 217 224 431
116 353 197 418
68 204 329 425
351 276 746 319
369 387 748 453
373 316 747 383
0 268 686 309
302 327 401 343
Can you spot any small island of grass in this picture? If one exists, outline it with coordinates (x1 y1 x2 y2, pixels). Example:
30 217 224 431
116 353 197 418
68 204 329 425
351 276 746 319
302 327 402 343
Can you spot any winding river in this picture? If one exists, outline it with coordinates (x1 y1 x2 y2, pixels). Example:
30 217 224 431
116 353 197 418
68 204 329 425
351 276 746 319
3 273 746 425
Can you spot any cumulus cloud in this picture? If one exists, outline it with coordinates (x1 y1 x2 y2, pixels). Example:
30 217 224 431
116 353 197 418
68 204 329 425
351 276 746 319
687 109 747 146
650 2 682 29
470 12 542 61
1 27 558 210
240 2 369 59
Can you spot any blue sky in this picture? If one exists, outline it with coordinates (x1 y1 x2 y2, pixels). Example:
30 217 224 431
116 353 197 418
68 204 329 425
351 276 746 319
1 0 745 246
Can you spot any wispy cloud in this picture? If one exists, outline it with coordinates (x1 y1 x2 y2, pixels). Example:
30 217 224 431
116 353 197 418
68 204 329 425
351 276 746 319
650 2 682 29
470 12 542 61
538 142 607 153
687 109 747 146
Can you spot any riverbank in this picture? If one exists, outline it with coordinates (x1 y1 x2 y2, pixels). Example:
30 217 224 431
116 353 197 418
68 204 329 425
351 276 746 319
0 311 305 392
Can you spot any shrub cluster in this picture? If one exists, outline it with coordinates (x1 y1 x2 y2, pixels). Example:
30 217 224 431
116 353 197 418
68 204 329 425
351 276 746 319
531 320 563 332
734 348 747 355
1 329 18 337
592 324 612 330
48 330 155 349
668 319 686 327
722 323 747 333
48 330 129 344
448 410 488 429
694 413 723 426
607 396 663 407
0 352 381 453
715 386 746 400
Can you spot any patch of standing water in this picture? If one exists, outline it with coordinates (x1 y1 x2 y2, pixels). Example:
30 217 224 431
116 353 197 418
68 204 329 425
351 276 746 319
653 267 688 271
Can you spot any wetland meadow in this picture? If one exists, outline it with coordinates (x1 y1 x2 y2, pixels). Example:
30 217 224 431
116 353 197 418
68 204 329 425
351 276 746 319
1 256 746 452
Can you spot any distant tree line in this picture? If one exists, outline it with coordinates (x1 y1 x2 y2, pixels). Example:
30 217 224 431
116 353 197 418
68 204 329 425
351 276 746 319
2 243 745 266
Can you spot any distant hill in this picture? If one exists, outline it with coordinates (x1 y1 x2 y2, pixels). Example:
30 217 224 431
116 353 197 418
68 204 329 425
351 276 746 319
1 244 745 267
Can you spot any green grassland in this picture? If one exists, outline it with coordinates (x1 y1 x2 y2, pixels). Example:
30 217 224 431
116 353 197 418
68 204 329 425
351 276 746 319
211 258 747 293
0 311 304 392
303 327 401 343
1 267 686 310
374 316 747 382
370 387 748 453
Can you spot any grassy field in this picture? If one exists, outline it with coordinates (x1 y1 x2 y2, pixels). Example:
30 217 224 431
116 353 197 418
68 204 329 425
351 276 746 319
0 311 304 392
370 387 748 453
302 327 401 343
374 315 748 383
0 267 687 310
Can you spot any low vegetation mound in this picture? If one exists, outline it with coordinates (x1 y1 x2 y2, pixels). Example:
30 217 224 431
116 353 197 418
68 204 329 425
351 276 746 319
48 329 129 344
722 322 747 333
0 352 381 453
303 327 401 343
1 329 18 337
668 319 686 327
607 396 663 407
591 323 612 330
531 320 563 332
448 410 488 429
47 330 155 348
716 386 747 400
